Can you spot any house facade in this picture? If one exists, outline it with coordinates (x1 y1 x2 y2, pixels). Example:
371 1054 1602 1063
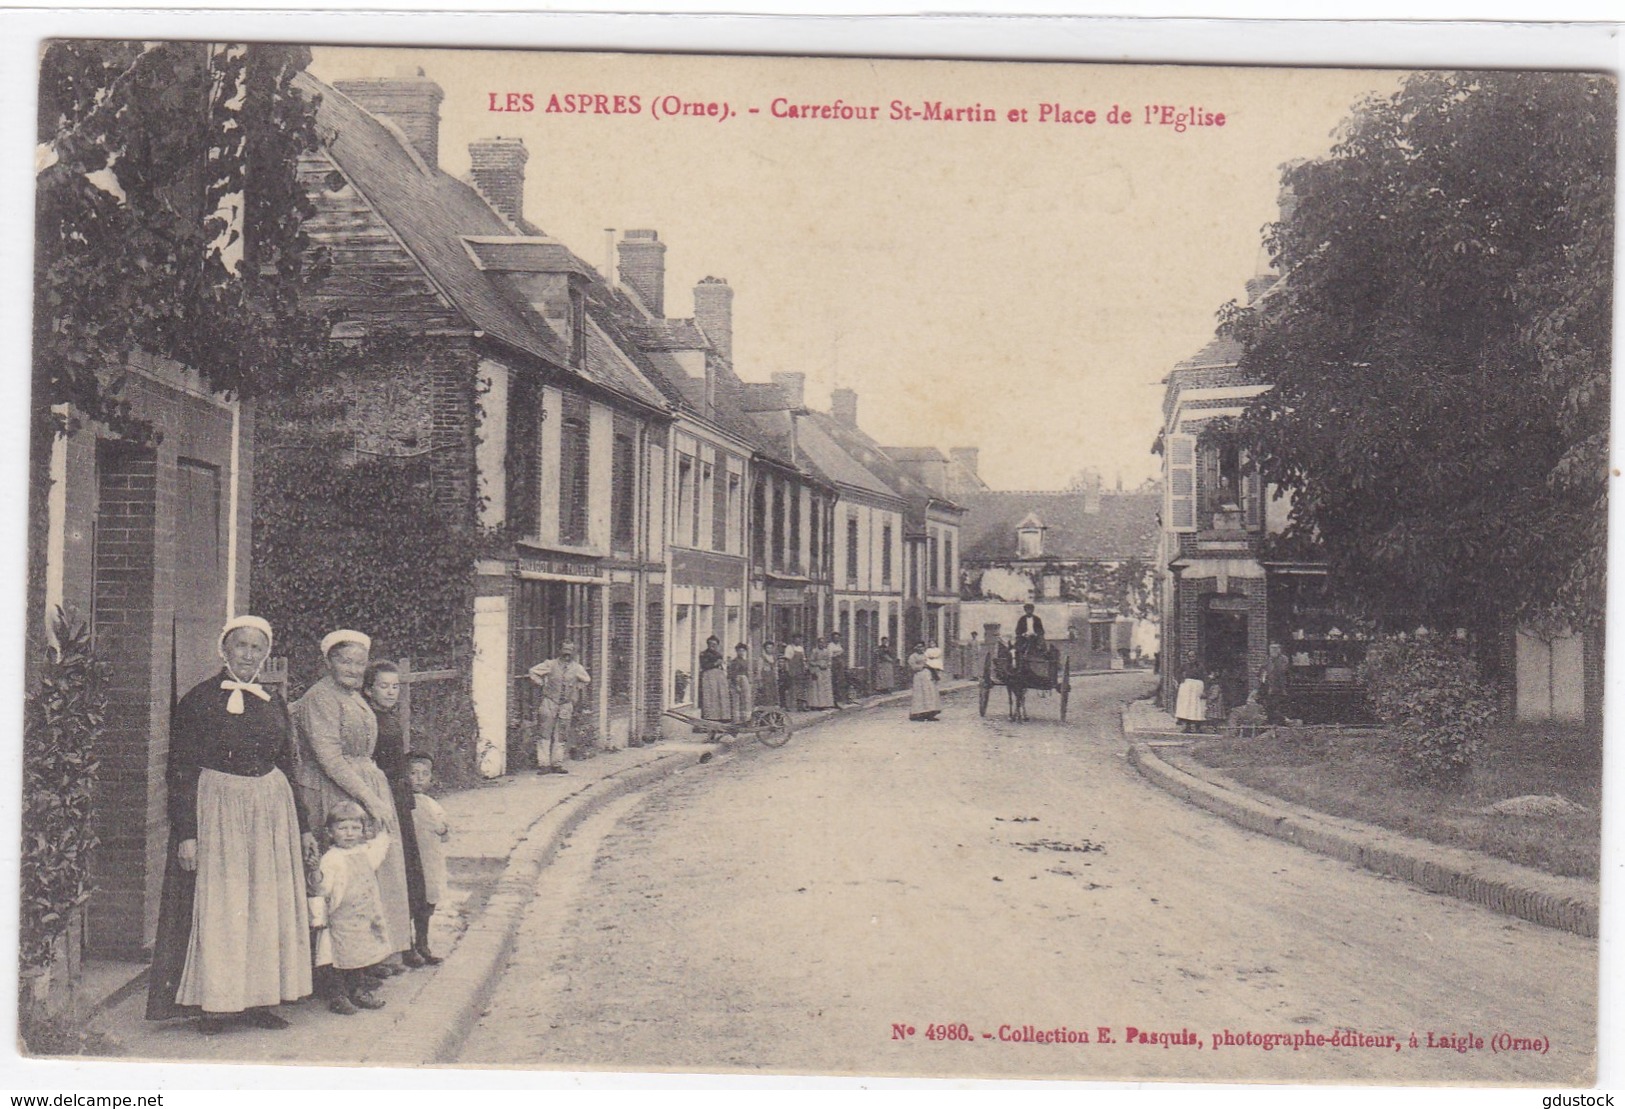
295 73 673 773
878 444 978 653
616 259 792 714
1155 320 1302 717
741 373 838 650
796 405 909 679
957 479 1160 672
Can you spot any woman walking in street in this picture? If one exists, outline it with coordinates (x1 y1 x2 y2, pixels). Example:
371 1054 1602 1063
291 630 413 969
147 615 312 1034
908 642 943 722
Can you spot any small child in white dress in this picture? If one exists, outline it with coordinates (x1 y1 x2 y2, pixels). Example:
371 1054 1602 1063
408 755 450 965
316 800 393 1015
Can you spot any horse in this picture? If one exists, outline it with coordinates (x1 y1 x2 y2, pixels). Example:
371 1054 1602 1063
985 639 1066 722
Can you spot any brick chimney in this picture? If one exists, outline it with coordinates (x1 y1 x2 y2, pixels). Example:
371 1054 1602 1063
949 447 979 479
693 277 733 363
334 69 445 168
469 137 528 227
831 388 858 427
618 230 666 317
771 372 805 409
1083 472 1102 515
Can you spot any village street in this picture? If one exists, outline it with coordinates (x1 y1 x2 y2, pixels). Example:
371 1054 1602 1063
457 676 1596 1083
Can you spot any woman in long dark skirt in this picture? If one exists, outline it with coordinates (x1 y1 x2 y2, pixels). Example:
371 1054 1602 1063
147 615 313 1034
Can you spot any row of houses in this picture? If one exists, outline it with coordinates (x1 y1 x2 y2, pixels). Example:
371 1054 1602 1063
40 68 1000 957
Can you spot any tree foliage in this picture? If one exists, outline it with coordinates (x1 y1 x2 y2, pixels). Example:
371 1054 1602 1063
20 609 106 973
34 40 329 443
1222 71 1612 634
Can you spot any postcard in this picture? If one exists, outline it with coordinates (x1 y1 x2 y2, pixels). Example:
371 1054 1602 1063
16 23 1614 1091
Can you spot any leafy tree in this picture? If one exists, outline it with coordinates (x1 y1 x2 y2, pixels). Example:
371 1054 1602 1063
35 40 328 439
30 41 329 651
1222 71 1612 638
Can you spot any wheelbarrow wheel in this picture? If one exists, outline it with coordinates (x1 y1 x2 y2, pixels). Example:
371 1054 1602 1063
757 709 793 748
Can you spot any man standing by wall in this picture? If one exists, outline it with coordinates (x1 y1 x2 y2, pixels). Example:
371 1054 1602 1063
528 642 591 774
1258 641 1291 725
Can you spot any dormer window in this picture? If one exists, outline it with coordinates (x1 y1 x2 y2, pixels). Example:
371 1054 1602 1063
1016 512 1046 558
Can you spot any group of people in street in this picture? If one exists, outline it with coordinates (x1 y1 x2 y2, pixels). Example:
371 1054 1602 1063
686 630 950 726
145 612 967 1035
147 618 451 1035
1174 641 1293 734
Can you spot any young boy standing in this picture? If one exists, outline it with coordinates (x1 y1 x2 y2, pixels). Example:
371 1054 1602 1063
408 755 449 966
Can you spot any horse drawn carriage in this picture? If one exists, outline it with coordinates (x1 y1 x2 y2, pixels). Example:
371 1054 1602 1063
979 640 1071 722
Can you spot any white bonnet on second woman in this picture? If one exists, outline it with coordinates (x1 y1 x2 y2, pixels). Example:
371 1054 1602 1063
320 629 372 656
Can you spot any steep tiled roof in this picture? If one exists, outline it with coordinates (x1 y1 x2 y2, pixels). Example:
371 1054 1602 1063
959 491 1160 563
803 413 963 526
629 319 710 352
794 416 901 501
882 446 948 462
301 74 569 366
301 73 667 411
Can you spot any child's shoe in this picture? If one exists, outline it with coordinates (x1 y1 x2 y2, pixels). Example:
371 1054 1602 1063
328 995 359 1016
350 991 386 1011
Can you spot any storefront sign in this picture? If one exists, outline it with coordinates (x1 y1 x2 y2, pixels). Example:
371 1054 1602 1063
517 553 608 583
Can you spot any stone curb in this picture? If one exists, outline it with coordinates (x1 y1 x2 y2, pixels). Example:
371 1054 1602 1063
362 683 977 1066
359 748 687 1066
1126 743 1598 940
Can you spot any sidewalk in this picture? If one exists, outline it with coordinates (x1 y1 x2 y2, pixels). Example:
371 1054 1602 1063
1119 698 1599 939
81 680 974 1064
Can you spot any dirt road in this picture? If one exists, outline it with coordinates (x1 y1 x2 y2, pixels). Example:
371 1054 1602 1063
459 674 1596 1083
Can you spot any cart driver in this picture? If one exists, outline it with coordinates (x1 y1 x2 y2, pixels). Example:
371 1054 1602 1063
1013 603 1046 663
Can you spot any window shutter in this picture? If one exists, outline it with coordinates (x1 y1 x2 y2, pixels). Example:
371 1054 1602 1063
1244 455 1263 531
712 459 728 551
1167 434 1196 532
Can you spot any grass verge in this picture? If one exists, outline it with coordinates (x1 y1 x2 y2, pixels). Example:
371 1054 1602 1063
1184 720 1601 880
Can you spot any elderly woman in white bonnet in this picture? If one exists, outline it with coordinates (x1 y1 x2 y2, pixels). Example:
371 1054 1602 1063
146 615 313 1034
291 630 413 972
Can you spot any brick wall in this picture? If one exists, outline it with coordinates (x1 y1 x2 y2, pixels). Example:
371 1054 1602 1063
89 443 162 955
429 352 476 518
